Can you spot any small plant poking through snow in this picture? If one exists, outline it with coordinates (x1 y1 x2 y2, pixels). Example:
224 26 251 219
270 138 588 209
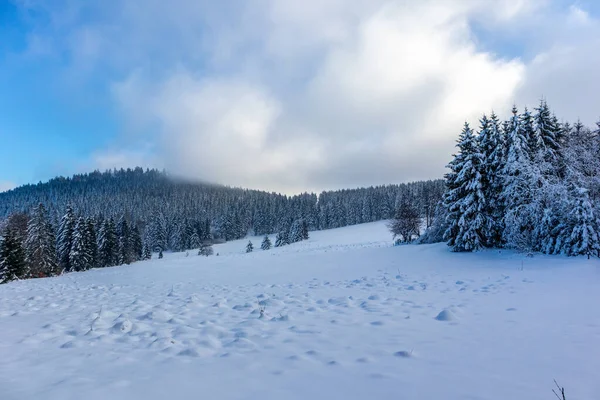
198 243 213 257
552 380 566 400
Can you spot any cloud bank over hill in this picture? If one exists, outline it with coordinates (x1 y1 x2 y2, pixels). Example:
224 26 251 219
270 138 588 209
13 0 600 192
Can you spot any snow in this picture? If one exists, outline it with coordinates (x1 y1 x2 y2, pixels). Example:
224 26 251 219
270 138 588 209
1 221 599 400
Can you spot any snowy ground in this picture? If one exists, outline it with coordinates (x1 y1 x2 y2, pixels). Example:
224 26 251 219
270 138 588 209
1 221 599 400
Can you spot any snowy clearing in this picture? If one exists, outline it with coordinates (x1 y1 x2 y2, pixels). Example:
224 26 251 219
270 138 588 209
1 221 599 400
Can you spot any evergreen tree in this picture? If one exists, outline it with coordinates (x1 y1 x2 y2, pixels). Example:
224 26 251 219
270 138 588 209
25 203 58 277
478 112 506 247
289 220 304 243
521 107 541 159
534 99 560 163
150 211 167 254
443 122 486 251
0 227 27 283
261 235 272 250
537 206 562 254
56 205 75 272
560 187 599 258
275 231 287 247
246 240 254 253
84 218 98 269
117 216 131 265
142 242 152 260
189 231 201 251
98 218 118 267
301 220 309 240
198 243 213 256
502 106 538 250
70 217 90 272
203 219 212 241
130 222 143 261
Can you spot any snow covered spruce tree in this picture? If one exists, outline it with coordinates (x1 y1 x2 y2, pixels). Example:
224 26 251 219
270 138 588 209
56 205 75 273
501 106 540 251
198 242 213 257
301 220 309 240
70 217 91 272
534 99 562 175
289 220 304 243
0 227 27 283
84 218 98 269
142 240 152 260
443 122 487 252
261 235 271 250
98 218 118 267
117 216 132 265
558 186 599 258
149 211 167 256
130 222 143 262
189 231 201 253
246 240 253 253
477 113 506 247
275 230 289 247
25 203 58 277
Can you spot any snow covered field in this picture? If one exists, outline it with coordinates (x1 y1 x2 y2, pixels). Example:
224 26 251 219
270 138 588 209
1 221 599 400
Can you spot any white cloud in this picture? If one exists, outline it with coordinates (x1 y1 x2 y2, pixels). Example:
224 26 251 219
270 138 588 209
107 0 530 192
515 6 600 125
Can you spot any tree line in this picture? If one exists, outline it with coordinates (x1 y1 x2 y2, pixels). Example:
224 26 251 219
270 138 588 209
1 170 444 283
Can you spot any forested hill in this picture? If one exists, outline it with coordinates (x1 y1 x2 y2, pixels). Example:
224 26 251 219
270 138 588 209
0 168 444 239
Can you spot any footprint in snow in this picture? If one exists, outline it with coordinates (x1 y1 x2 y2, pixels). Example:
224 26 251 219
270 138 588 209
394 350 414 358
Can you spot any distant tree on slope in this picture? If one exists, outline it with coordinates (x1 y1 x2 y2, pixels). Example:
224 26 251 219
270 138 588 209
198 242 213 257
261 235 271 250
388 197 421 244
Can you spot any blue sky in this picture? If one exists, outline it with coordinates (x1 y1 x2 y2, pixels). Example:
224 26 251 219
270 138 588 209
1 0 599 193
